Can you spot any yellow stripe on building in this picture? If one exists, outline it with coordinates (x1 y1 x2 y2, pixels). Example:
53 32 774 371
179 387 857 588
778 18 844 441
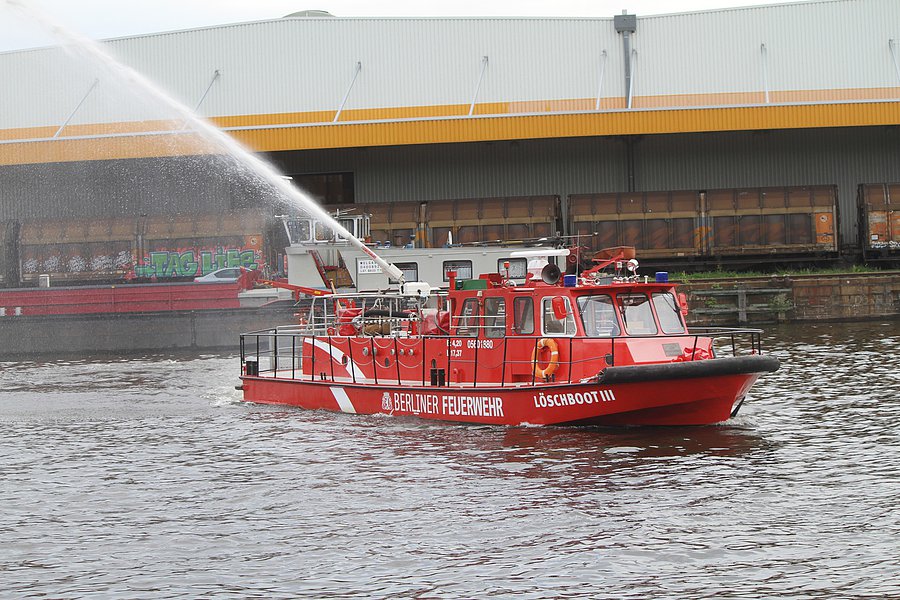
1 96 899 166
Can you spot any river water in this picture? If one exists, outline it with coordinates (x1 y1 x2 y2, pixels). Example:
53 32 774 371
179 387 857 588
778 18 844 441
1 321 898 598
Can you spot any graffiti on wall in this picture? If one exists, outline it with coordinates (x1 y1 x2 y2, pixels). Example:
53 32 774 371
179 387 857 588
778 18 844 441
133 246 261 278
20 236 263 281
21 243 134 278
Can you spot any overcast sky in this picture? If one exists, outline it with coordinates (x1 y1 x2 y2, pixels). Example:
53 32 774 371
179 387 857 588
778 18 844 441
1 0 795 52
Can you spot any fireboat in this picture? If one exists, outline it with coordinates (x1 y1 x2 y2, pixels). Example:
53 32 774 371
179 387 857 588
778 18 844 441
238 243 779 426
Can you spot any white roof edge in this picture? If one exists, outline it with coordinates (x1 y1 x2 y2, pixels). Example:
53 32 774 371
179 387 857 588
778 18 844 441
637 0 852 20
0 0 858 57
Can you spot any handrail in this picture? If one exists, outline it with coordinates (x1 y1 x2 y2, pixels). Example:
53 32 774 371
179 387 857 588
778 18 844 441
239 327 766 384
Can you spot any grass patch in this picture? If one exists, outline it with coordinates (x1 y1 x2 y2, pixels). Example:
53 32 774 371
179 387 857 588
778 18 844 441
670 264 882 281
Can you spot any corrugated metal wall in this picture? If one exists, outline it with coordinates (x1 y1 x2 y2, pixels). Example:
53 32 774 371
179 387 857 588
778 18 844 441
268 125 900 245
636 0 900 97
2 125 899 244
0 18 620 129
2 0 899 131
271 137 628 205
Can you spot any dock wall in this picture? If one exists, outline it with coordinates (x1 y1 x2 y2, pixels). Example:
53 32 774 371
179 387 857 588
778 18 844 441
0 308 291 357
683 272 900 325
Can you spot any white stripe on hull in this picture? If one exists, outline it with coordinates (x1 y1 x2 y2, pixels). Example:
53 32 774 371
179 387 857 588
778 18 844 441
307 338 367 381
330 386 357 413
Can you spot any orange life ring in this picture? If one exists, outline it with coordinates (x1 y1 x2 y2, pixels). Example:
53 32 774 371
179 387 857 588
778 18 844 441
532 338 560 379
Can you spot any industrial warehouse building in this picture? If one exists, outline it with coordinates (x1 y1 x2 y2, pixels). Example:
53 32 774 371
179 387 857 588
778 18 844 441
1 0 899 286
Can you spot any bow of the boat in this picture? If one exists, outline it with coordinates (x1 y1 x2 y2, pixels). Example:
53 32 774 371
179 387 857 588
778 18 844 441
569 355 780 426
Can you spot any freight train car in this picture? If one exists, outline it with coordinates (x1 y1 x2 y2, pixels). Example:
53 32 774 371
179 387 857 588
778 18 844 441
3 182 892 289
568 190 703 259
569 185 839 267
334 196 561 249
425 195 560 247
704 186 838 258
19 217 136 285
858 183 900 261
361 201 420 247
134 212 266 281
14 210 267 287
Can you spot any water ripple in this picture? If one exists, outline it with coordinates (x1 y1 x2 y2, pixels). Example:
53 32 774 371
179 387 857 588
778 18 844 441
1 323 899 598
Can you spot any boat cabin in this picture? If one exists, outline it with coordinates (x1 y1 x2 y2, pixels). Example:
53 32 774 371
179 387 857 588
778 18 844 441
447 276 688 341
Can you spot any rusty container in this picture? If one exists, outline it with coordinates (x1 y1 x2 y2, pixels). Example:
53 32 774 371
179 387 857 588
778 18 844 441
705 185 838 257
424 195 558 247
858 183 900 256
135 211 267 279
567 191 702 258
18 217 136 284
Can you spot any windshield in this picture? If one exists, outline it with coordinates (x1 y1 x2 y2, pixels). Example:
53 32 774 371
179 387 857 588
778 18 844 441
577 294 620 337
617 293 658 335
652 292 685 334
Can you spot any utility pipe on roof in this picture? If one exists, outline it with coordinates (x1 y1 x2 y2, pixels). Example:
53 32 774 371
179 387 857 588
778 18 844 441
180 69 221 130
627 49 637 110
334 62 362 123
761 44 770 103
890 40 900 85
595 50 608 111
54 78 99 139
469 56 489 117
614 11 637 109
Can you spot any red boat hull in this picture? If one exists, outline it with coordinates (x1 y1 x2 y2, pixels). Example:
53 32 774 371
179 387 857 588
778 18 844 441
239 370 760 426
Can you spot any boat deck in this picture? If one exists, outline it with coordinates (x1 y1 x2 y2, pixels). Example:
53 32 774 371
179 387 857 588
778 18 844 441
252 369 568 389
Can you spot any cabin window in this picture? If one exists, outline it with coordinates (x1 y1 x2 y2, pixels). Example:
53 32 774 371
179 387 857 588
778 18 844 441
443 260 473 281
617 293 658 335
314 221 335 242
457 297 480 337
483 297 506 338
513 297 534 335
338 218 359 239
388 262 418 284
652 292 686 334
542 297 576 336
499 258 528 279
285 219 312 244
577 294 620 337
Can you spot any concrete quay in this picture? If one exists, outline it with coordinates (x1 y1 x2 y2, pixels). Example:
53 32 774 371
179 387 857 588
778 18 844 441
0 307 293 358
682 272 900 326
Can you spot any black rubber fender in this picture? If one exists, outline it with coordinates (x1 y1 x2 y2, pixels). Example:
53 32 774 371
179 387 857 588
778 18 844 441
597 355 780 385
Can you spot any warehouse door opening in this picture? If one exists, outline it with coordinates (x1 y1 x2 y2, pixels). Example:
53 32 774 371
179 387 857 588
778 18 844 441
287 172 354 207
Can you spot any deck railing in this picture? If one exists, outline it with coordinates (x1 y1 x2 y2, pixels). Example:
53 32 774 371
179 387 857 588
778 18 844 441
240 327 765 388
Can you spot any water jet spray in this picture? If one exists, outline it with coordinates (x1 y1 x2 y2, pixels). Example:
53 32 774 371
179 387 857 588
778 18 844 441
2 0 405 283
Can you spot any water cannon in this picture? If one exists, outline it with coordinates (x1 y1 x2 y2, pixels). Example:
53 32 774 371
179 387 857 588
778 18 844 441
384 262 406 283
400 281 431 299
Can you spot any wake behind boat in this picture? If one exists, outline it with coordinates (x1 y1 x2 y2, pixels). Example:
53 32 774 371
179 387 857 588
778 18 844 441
238 247 779 426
